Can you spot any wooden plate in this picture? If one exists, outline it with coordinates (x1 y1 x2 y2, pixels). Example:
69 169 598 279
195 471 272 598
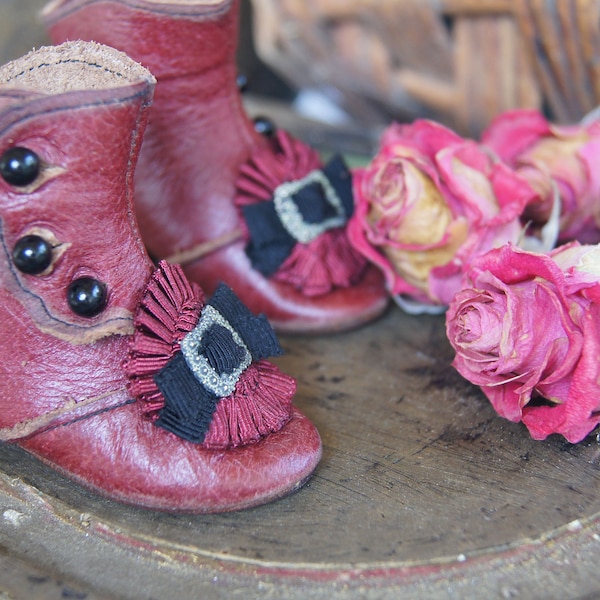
1 307 599 598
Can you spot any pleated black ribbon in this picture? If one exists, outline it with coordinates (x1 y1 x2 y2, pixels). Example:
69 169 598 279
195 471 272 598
153 284 283 443
241 154 354 276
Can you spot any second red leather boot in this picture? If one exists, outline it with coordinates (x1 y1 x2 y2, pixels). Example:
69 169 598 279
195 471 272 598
0 41 322 513
43 0 389 333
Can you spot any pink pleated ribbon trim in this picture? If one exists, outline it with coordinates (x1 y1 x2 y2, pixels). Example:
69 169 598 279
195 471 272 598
236 129 367 296
124 261 295 449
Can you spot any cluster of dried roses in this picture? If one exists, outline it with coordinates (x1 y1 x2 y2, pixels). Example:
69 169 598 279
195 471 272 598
348 110 600 443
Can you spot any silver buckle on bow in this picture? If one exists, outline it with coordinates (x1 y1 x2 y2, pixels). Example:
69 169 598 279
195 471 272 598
180 305 252 397
273 169 347 244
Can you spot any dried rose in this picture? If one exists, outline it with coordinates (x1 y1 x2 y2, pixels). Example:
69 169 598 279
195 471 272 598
482 109 600 243
446 243 600 442
348 120 537 309
551 243 600 301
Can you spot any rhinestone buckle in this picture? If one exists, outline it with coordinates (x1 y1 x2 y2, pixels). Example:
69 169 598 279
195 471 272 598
180 305 252 397
273 169 347 244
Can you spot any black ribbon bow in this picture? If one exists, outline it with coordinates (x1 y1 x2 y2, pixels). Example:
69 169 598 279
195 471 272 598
153 284 283 444
242 154 354 276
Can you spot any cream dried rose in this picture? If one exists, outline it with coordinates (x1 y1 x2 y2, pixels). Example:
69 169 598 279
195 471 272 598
348 120 536 308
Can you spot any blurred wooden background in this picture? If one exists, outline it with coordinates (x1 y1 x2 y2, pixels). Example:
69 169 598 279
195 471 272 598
250 0 600 136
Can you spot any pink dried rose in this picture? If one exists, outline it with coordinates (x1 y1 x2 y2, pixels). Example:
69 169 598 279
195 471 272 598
348 120 537 309
482 109 600 243
446 243 600 442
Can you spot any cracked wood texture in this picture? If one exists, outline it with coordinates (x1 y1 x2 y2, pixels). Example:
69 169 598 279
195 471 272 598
1 2 600 599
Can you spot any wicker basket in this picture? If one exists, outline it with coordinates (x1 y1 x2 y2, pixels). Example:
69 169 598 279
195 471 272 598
250 0 600 135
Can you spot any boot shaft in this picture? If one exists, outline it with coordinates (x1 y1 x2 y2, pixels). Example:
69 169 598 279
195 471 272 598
0 42 155 430
44 0 241 81
0 41 155 339
44 0 264 258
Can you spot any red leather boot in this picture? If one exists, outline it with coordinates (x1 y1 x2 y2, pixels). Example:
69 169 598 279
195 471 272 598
42 0 389 333
0 41 321 513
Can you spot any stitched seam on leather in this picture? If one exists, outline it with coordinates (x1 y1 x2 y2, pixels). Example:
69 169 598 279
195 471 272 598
0 223 134 338
0 86 151 147
0 387 129 442
3 58 128 85
163 229 243 266
41 397 137 435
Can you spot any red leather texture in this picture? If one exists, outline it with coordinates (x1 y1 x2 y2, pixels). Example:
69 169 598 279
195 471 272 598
0 42 322 512
20 405 322 513
44 0 389 333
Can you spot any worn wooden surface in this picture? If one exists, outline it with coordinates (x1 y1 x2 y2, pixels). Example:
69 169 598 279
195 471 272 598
2 2 600 599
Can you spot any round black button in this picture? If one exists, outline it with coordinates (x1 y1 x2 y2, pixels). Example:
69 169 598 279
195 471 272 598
253 116 276 137
12 235 53 275
67 277 108 317
0 147 41 187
